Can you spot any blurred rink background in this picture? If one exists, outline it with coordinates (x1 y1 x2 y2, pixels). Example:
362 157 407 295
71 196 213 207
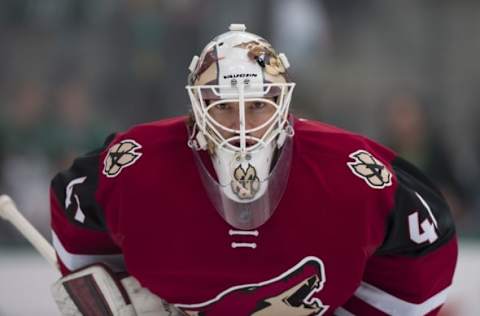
0 0 479 315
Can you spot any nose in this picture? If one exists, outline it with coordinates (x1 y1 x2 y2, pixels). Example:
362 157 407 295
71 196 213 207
227 112 256 133
228 112 241 131
222 103 251 131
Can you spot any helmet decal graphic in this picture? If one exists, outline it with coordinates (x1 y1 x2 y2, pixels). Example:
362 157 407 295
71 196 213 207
236 40 287 76
231 164 261 200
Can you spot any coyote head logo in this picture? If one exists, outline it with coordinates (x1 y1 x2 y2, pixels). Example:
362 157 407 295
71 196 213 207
178 256 329 316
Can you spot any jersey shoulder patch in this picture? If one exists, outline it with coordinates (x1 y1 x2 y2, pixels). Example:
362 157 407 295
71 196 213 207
103 139 142 178
347 149 392 189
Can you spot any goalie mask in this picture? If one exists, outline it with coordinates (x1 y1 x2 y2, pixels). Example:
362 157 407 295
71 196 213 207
186 24 295 230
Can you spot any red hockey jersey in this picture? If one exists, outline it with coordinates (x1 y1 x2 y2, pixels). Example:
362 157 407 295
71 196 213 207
50 116 457 316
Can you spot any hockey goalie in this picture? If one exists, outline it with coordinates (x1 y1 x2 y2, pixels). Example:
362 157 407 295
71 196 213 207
49 24 457 316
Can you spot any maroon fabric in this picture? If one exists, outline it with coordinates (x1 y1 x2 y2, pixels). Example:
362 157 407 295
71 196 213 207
340 237 456 315
50 190 122 275
63 275 113 316
341 296 445 316
427 306 443 316
362 237 458 304
51 116 457 316
342 295 389 315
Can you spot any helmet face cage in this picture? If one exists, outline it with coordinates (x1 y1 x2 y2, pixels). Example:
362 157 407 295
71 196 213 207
187 82 295 154
185 24 295 229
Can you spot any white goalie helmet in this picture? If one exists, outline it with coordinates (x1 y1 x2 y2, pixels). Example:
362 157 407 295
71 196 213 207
186 24 295 230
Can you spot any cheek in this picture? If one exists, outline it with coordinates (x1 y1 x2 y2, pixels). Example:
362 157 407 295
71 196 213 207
210 110 235 127
208 109 223 121
247 109 276 129
250 124 272 139
219 130 232 139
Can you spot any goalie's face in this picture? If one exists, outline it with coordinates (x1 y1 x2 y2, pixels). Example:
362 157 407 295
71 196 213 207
207 98 276 147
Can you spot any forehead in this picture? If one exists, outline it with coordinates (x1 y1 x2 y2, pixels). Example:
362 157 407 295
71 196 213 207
217 97 275 104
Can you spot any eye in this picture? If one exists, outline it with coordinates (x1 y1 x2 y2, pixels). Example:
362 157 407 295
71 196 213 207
215 103 230 110
251 101 266 110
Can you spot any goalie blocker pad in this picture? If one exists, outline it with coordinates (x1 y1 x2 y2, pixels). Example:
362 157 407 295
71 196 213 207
51 264 136 316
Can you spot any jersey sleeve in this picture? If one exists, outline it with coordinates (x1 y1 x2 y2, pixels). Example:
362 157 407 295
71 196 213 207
50 134 126 275
337 156 458 316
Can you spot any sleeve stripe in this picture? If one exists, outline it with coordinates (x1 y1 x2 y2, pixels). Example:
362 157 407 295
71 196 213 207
354 281 449 315
334 307 355 316
414 191 438 228
52 230 125 272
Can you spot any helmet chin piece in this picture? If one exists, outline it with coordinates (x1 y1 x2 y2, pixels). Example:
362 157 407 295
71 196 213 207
211 140 276 203
192 135 294 230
